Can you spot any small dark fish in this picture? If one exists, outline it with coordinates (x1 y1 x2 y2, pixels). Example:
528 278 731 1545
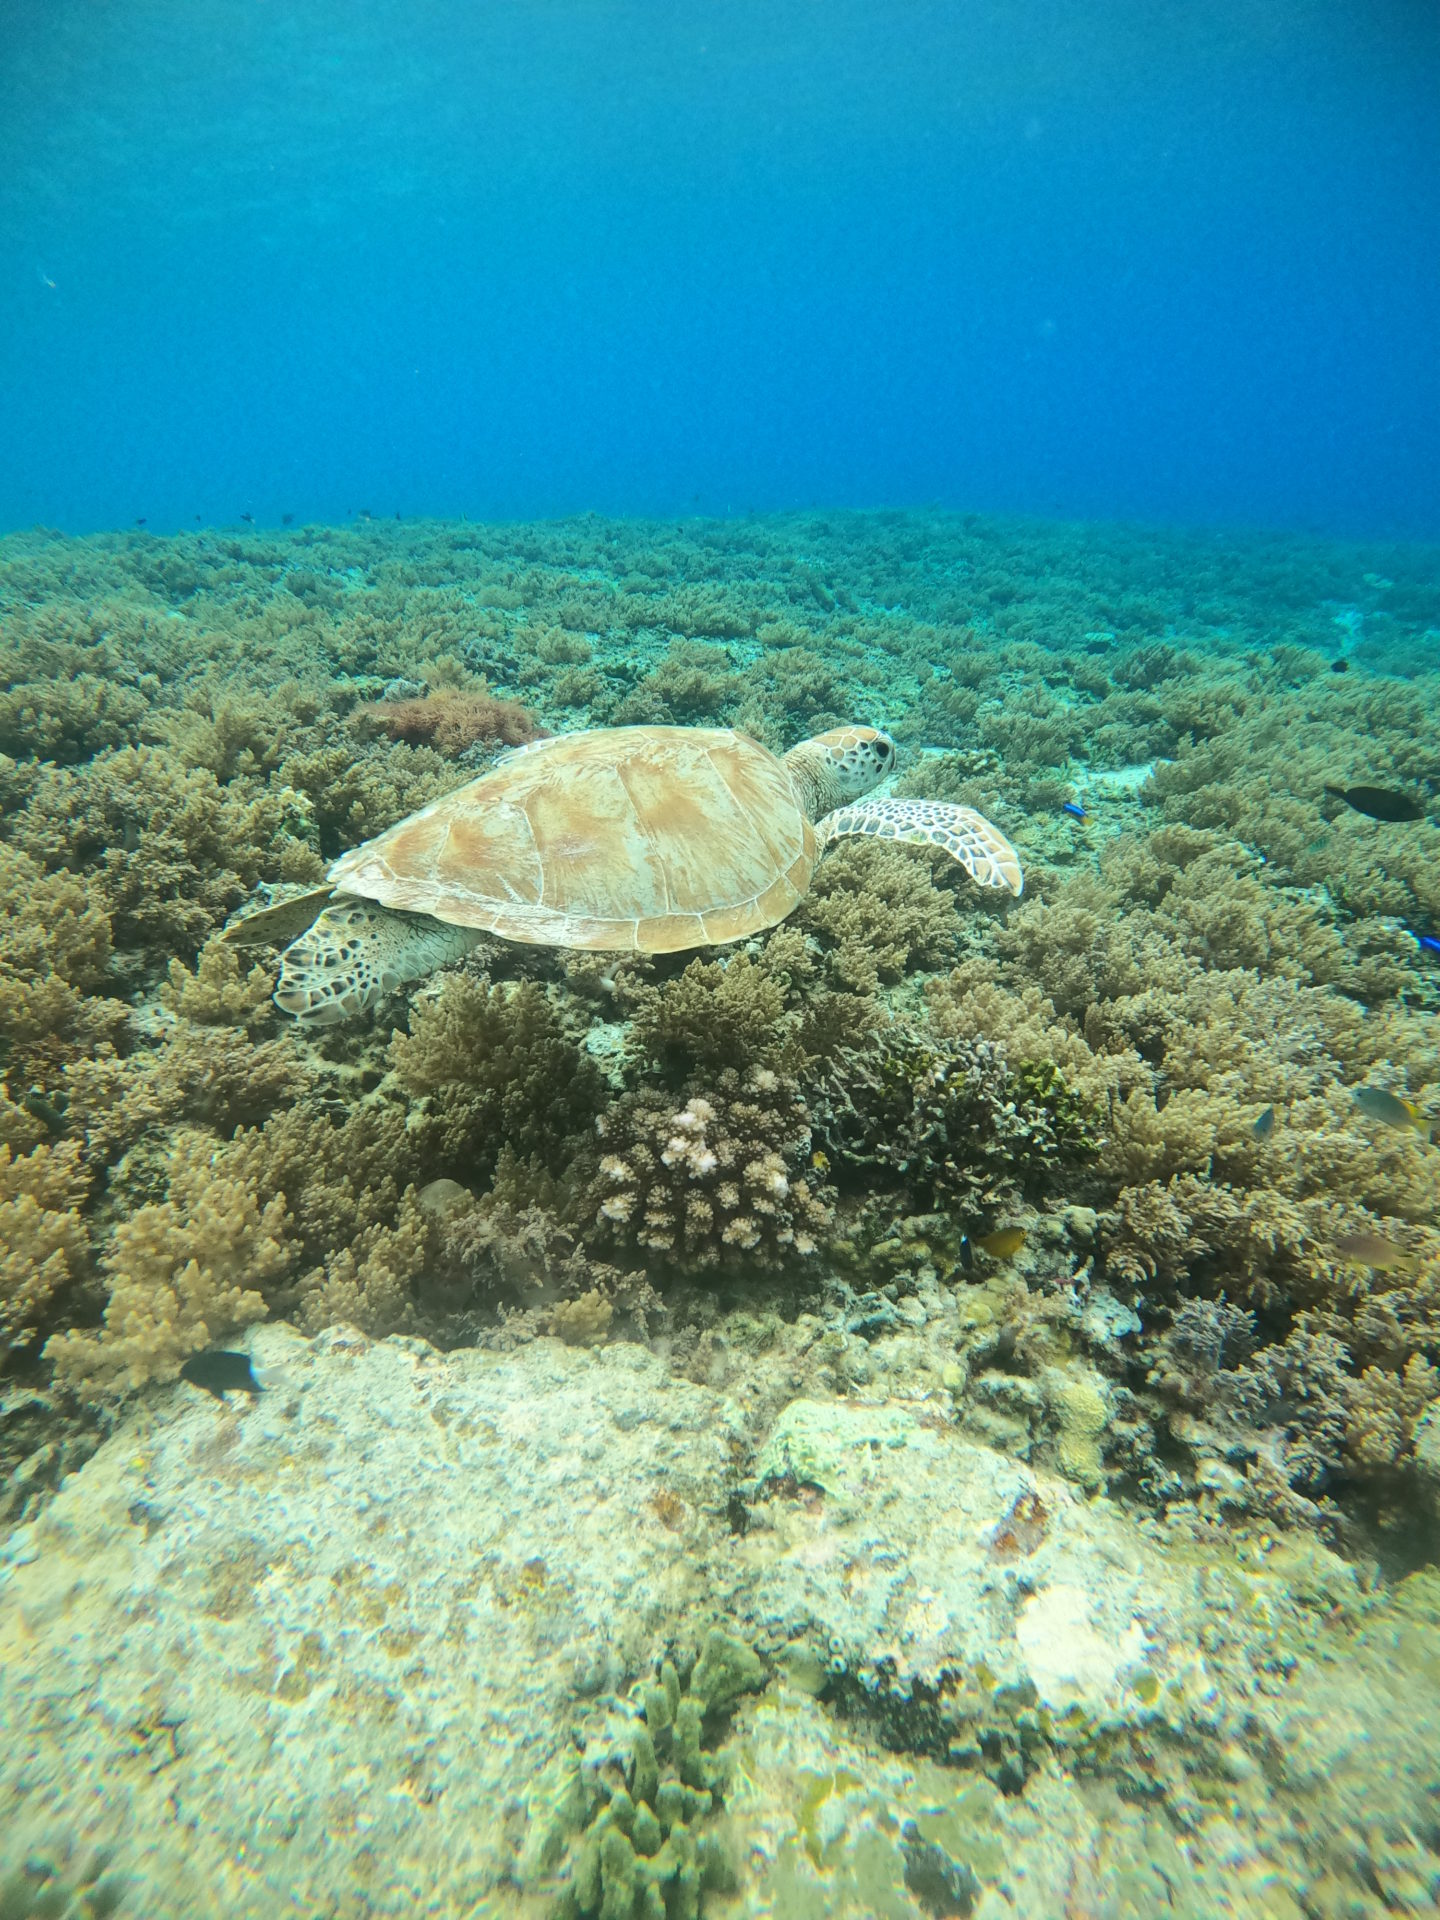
281 512 294 525
1416 933 1440 957
1061 801 1086 822
239 512 255 524
134 516 146 527
974 1227 1028 1259
958 1235 975 1273
20 1086 65 1130
1331 659 1349 674
1324 784 1424 824
179 1350 262 1399
1252 1105 1275 1141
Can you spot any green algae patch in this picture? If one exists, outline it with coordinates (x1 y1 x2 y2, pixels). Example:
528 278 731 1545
550 1637 765 1919
795 1767 865 1867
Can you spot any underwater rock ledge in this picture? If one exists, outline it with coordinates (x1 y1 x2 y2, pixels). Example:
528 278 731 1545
4 1323 1440 1918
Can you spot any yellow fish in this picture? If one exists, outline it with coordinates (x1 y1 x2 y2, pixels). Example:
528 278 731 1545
973 1227 1028 1260
1351 1086 1431 1138
1332 1230 1416 1272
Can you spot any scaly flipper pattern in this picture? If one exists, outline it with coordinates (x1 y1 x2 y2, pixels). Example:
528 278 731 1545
816 797 1024 896
273 900 484 1025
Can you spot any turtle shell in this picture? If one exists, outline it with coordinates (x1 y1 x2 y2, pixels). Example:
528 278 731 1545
327 725 818 953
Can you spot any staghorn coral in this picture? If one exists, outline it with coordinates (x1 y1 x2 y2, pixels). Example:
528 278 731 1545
45 1130 293 1397
0 1142 90 1357
389 974 605 1177
811 1028 1100 1222
589 1068 833 1271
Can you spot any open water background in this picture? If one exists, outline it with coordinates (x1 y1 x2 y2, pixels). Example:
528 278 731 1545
1 0 1438 537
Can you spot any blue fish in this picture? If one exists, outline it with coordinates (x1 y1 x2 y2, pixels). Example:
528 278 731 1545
1252 1105 1275 1141
1418 933 1440 957
1061 801 1086 822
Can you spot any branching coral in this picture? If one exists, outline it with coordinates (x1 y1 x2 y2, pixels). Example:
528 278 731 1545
0 846 128 1085
160 935 274 1027
45 1130 293 1397
627 955 790 1079
296 1192 432 1336
589 1068 833 1270
0 1143 90 1356
13 745 302 958
793 839 964 992
811 1028 1100 1221
388 974 605 1176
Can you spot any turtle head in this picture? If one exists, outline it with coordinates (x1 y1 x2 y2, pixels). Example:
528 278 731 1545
783 725 896 820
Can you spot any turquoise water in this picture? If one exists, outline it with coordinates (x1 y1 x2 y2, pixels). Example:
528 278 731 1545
2 6 1440 1916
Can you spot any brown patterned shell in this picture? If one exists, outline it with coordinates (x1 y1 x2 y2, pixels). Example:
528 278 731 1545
326 725 817 953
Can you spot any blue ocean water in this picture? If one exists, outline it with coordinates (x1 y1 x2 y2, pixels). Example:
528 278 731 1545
1 0 1438 536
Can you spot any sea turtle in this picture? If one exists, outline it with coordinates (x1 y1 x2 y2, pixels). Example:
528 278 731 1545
225 723 1023 1025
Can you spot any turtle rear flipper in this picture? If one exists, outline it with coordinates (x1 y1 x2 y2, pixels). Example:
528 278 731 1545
274 900 484 1025
817 797 1024 897
223 885 336 947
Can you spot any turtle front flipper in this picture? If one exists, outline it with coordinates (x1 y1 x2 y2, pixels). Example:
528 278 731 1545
816 798 1024 897
274 900 486 1025
223 885 337 948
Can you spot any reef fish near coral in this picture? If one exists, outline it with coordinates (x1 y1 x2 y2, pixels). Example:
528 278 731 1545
973 1227 1028 1259
1252 1105 1275 1141
1324 783 1425 824
179 1350 262 1399
1332 1230 1415 1272
1351 1085 1432 1138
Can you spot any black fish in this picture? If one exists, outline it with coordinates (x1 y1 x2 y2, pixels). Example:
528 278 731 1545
1325 784 1424 824
281 512 294 525
179 1350 261 1399
1330 659 1348 674
239 512 255 524
958 1234 975 1274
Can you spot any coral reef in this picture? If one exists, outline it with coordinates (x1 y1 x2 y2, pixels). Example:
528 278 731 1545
389 974 605 1176
0 503 1436 1555
590 1069 833 1271
44 1130 292 1396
